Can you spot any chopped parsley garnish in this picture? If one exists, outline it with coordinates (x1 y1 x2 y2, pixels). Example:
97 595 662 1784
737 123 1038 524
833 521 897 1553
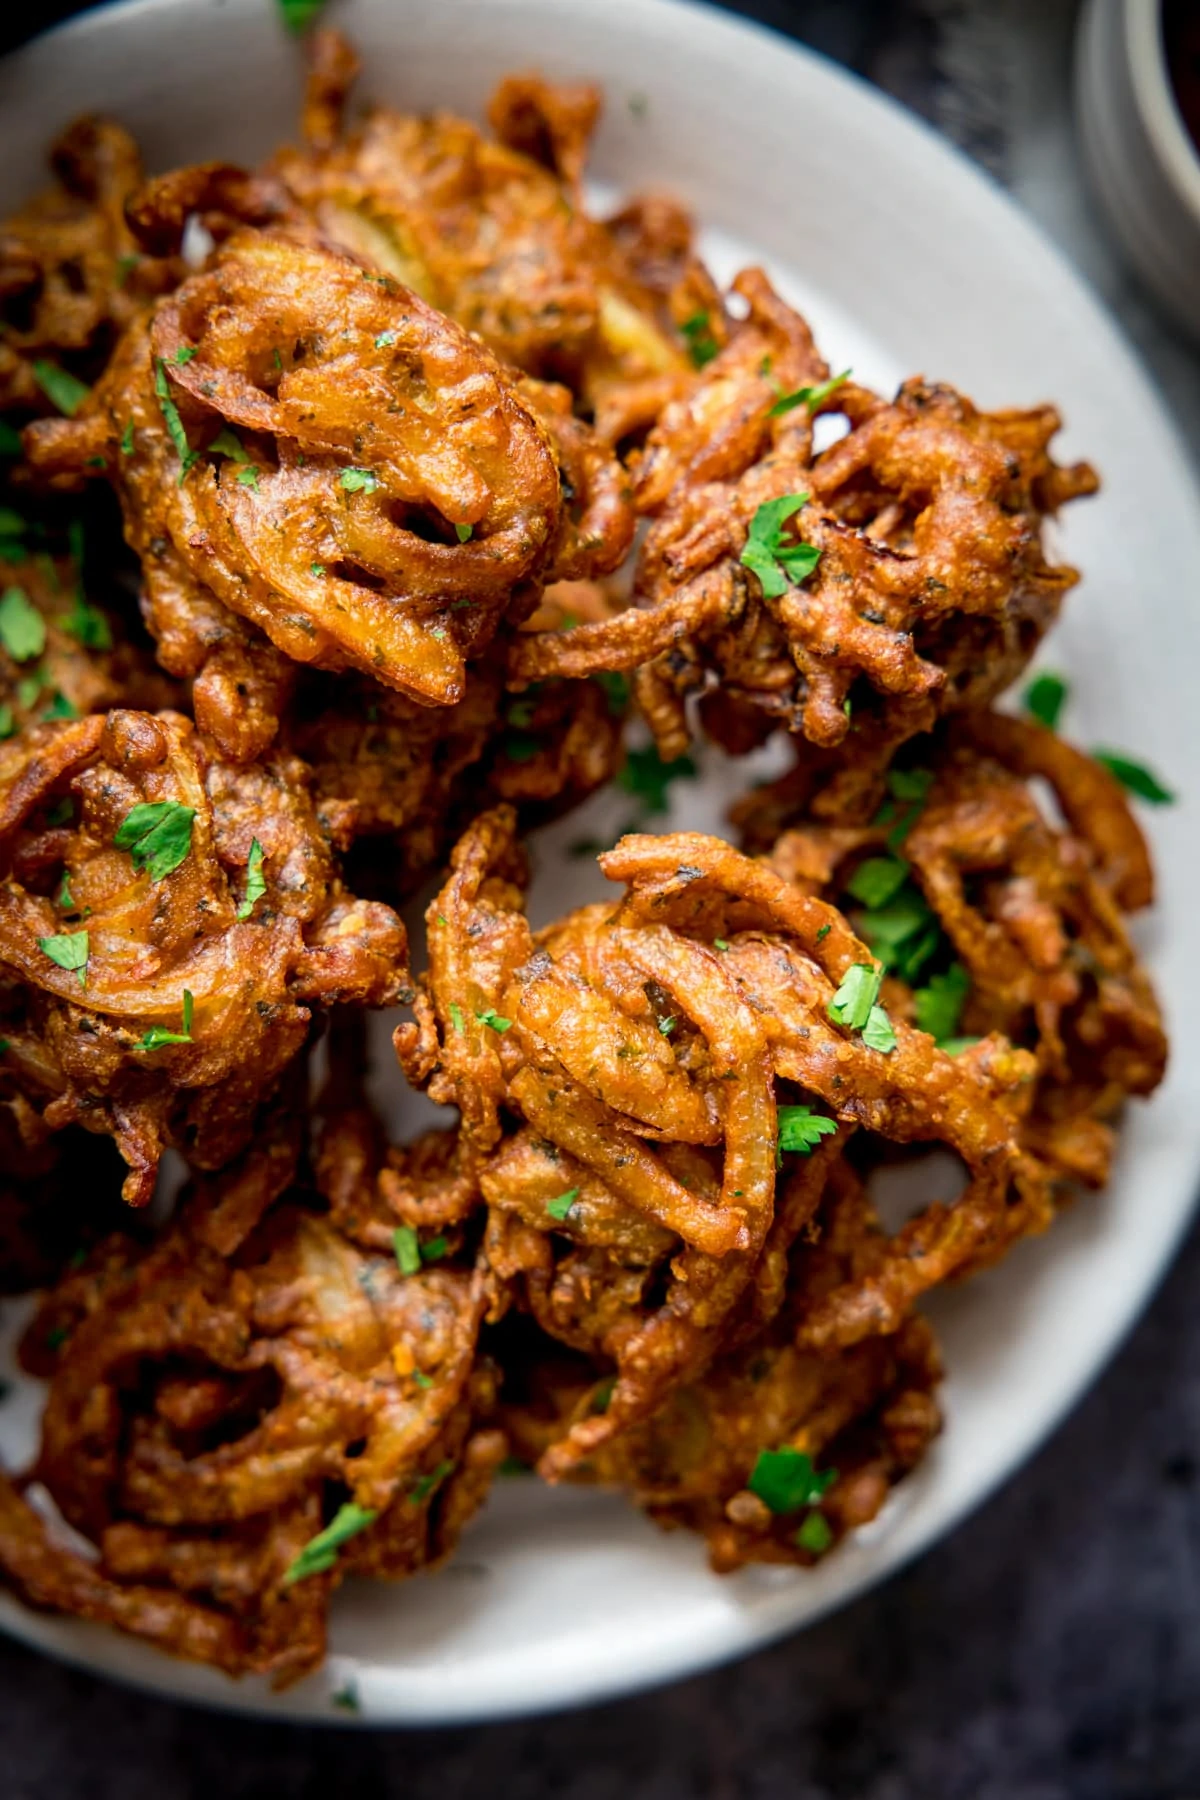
739 494 820 599
236 465 260 491
209 426 249 462
42 691 79 721
409 1459 453 1504
282 1501 377 1585
62 593 112 651
776 1105 838 1164
1092 750 1175 805
413 1370 434 1390
940 1036 981 1057
795 1511 834 1554
713 938 730 952
136 989 194 1051
421 1235 448 1264
169 346 198 365
120 420 135 456
0 705 15 739
375 330 397 350
476 1009 511 1033
340 467 379 494
827 962 882 1031
331 1684 360 1714
680 311 720 368
153 359 197 481
236 838 266 920
593 670 630 717
113 800 196 882
44 797 73 827
914 963 970 1044
815 922 832 943
31 360 90 418
38 930 89 987
590 1377 616 1415
747 1447 836 1515
767 368 851 418
861 1005 897 1053
872 765 934 849
0 587 46 663
310 562 326 577
1023 671 1068 730
618 743 697 815
845 855 908 910
17 676 42 710
657 1015 676 1036
393 1225 421 1276
0 422 22 456
277 0 328 31
448 1001 465 1036
855 886 941 985
545 1188 579 1222
454 522 473 542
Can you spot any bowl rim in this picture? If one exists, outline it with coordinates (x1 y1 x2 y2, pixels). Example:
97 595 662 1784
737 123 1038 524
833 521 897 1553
1126 0 1200 218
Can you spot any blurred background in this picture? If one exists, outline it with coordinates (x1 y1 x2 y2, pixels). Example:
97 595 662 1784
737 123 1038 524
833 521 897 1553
2 2 1199 1796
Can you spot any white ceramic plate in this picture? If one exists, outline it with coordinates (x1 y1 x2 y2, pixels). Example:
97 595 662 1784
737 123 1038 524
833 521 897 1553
1 0 1199 1728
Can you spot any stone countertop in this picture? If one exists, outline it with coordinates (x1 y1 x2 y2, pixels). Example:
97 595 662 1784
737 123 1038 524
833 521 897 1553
3 3 1199 1795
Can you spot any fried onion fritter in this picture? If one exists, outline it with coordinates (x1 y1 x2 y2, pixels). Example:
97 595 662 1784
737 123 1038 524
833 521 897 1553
0 707 408 1203
511 268 1098 792
0 1091 502 1685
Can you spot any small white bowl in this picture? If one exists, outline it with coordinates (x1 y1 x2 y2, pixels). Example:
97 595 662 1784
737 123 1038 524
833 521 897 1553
1076 0 1200 341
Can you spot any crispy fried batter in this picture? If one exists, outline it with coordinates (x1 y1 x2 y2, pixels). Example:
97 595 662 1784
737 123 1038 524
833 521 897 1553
0 117 178 419
512 269 1097 784
0 708 408 1203
0 1090 501 1684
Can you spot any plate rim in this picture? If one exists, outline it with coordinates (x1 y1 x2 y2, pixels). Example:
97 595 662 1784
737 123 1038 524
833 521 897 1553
1 0 1199 1726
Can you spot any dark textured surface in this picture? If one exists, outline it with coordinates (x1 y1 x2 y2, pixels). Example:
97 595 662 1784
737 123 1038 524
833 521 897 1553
3 3 1198 1795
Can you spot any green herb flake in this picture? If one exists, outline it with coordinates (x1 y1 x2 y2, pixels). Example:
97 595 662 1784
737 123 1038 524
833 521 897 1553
62 588 113 651
45 1324 70 1351
747 1447 836 1515
310 562 326 577
1092 750 1175 805
856 886 941 985
277 0 327 29
454 522 473 542
421 1235 449 1264
448 1001 465 1036
44 797 72 827
593 669 630 717
55 869 73 911
235 837 267 921
113 800 196 882
713 938 730 952
170 346 198 366
476 1009 512 1033
618 743 697 815
767 368 851 418
1023 671 1068 730
115 253 139 287
38 930 89 987
282 1501 377 1585
845 856 909 910
120 420 135 456
861 1003 897 1054
657 1015 676 1036
940 1036 981 1057
32 360 90 418
409 1459 453 1504
209 426 248 462
340 467 379 495
0 422 23 457
0 704 14 740
41 691 78 722
815 922 832 944
236 465 261 491
16 676 41 710
914 963 970 1044
795 1510 834 1554
827 962 882 1032
136 989 194 1051
331 1684 360 1714
0 587 46 663
590 1377 616 1415
546 1187 579 1222
393 1225 421 1277
680 310 720 368
739 493 820 599
153 357 198 482
777 1105 838 1163
374 330 397 349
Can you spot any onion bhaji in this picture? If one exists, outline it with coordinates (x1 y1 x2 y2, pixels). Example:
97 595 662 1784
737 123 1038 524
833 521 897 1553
0 707 408 1204
511 268 1098 795
0 34 1169 1686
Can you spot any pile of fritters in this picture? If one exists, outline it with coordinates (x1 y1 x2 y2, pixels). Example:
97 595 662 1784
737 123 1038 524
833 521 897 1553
0 29 1165 1687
